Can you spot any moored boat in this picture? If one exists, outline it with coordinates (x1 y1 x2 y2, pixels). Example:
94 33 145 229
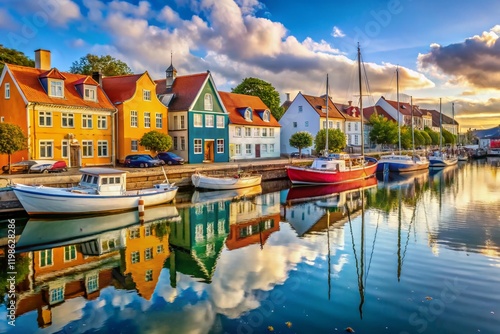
191 171 262 190
12 167 178 216
376 154 429 173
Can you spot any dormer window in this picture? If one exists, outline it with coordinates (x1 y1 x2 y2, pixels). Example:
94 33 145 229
244 108 252 121
84 86 97 101
263 110 270 122
49 80 64 98
204 93 213 111
143 89 151 101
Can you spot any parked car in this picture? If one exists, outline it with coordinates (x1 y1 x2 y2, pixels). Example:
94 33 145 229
290 152 300 158
29 160 68 173
1 160 40 174
156 152 185 165
124 154 165 168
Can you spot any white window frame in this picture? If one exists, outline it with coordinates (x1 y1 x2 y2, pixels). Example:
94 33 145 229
235 144 241 155
39 140 53 158
131 251 140 264
143 89 151 101
263 110 270 122
39 249 53 267
204 93 213 111
98 115 107 129
235 126 242 137
270 128 275 137
144 112 151 128
217 115 224 128
84 86 96 101
61 113 74 128
82 140 93 158
270 144 275 152
205 114 214 127
64 245 77 262
130 110 138 127
49 286 64 305
131 140 138 152
5 83 10 99
49 80 64 97
155 113 162 128
194 139 202 154
262 128 268 137
180 115 185 129
244 109 252 121
61 139 69 158
82 114 93 129
145 247 153 261
39 111 52 127
180 137 186 151
173 136 178 150
194 114 202 127
145 269 153 282
97 140 108 157
254 128 260 137
245 144 252 155
245 127 251 137
86 274 99 293
217 139 224 153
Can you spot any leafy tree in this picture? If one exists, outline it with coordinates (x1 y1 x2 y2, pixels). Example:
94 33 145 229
424 127 440 146
368 114 398 146
413 130 425 147
0 123 27 174
314 128 346 154
69 54 132 76
420 130 432 146
0 45 34 72
289 131 313 157
140 131 172 154
398 126 412 150
232 77 285 121
442 128 455 145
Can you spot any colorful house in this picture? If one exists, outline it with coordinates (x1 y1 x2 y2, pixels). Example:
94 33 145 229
156 66 229 163
219 91 281 160
102 72 168 163
0 49 116 168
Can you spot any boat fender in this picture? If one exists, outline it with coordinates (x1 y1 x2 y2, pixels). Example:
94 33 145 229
138 199 145 217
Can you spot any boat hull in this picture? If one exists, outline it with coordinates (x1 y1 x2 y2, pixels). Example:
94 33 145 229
375 155 429 173
286 158 378 185
12 185 178 216
428 157 458 168
191 173 262 190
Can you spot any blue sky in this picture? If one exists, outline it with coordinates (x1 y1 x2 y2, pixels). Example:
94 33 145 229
1 0 500 130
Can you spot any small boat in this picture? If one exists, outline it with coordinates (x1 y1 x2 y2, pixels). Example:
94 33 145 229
191 185 262 203
428 100 457 168
471 148 487 159
191 171 262 190
12 167 178 216
457 153 469 161
376 154 429 173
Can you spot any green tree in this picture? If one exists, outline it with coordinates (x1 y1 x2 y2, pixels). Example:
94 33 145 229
399 126 413 150
69 54 132 76
413 130 425 147
232 77 285 121
442 128 455 145
0 123 27 174
424 126 440 146
314 128 346 154
140 131 172 154
368 114 398 146
420 129 432 146
289 131 313 157
0 45 35 72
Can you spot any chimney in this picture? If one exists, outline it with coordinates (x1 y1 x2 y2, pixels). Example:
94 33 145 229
35 49 51 70
92 71 102 86
348 100 352 106
286 93 290 101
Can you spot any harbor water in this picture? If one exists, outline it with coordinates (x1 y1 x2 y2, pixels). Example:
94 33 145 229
1 158 500 333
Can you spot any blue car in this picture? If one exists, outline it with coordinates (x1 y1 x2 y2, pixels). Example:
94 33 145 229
155 152 185 165
124 154 164 168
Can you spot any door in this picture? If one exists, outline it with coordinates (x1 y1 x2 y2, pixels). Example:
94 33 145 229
70 145 80 167
255 144 261 158
204 140 214 162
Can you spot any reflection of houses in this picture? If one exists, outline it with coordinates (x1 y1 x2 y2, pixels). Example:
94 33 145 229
166 203 230 284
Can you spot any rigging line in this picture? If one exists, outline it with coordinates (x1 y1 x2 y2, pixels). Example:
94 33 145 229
365 206 381 285
346 201 361 281
401 198 418 265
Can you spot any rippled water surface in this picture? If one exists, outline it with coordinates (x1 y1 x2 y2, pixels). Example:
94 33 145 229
1 159 500 333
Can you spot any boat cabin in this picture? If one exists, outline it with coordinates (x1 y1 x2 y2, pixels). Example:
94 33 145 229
76 168 127 195
310 153 365 172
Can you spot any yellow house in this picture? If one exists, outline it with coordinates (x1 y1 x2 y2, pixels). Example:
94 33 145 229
102 72 168 163
0 49 117 168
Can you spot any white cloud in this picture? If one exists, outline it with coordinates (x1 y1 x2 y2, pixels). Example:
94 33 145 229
332 26 345 38
8 0 81 27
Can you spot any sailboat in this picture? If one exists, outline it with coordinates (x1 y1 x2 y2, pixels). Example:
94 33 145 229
286 45 378 185
429 99 458 168
376 69 429 173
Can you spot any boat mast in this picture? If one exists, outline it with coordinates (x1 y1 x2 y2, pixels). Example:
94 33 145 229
358 43 364 156
397 67 401 153
411 96 414 156
325 74 329 156
452 102 455 154
439 98 443 150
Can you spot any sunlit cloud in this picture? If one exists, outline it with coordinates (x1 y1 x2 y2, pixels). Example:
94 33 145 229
332 26 346 38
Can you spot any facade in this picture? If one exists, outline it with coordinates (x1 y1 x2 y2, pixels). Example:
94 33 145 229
156 67 229 163
335 101 362 148
219 91 281 160
279 92 345 155
102 72 167 163
0 49 116 168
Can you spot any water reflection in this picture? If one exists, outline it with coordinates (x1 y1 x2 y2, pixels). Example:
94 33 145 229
2 162 500 333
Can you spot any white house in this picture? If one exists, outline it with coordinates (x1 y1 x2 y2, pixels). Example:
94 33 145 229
219 91 281 160
279 92 345 155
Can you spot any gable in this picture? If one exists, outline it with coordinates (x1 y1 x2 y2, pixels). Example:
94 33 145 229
192 78 225 113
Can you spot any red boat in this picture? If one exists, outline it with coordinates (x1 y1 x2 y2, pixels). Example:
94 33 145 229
286 153 378 185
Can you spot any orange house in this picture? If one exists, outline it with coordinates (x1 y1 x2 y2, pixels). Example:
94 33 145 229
0 49 117 168
102 72 168 163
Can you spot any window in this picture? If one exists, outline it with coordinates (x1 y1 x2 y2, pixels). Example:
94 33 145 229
145 269 153 282
262 144 267 152
61 140 69 158
82 114 92 128
194 114 202 127
130 110 138 127
50 80 63 97
270 144 275 152
180 115 185 129
194 139 202 154
262 128 268 137
82 140 93 157
84 87 96 101
5 83 10 99
205 114 214 127
130 228 140 239
62 113 74 127
144 112 151 128
157 245 164 254
217 139 224 153
244 109 252 121
49 286 64 304
245 127 251 137
40 249 53 267
293 122 297 128
270 128 275 137
156 113 162 128
254 128 260 137
131 140 138 151
336 121 340 129
64 245 77 262
235 127 242 137
354 123 358 131
195 224 204 242
39 111 52 127
173 115 178 130
143 89 151 101
217 115 224 128
235 144 241 155
263 110 270 122
180 137 186 150
98 116 107 129
305 121 309 127
131 251 140 264
204 93 213 110
145 248 153 260
145 225 151 236
173 136 178 150
86 274 99 293
246 144 252 154
97 140 108 157
298 106 303 112
39 141 53 158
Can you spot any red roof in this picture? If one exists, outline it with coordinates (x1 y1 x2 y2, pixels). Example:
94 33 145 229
102 74 143 103
219 91 281 127
381 96 423 117
155 72 209 111
7 64 115 110
302 94 345 119
363 105 395 122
